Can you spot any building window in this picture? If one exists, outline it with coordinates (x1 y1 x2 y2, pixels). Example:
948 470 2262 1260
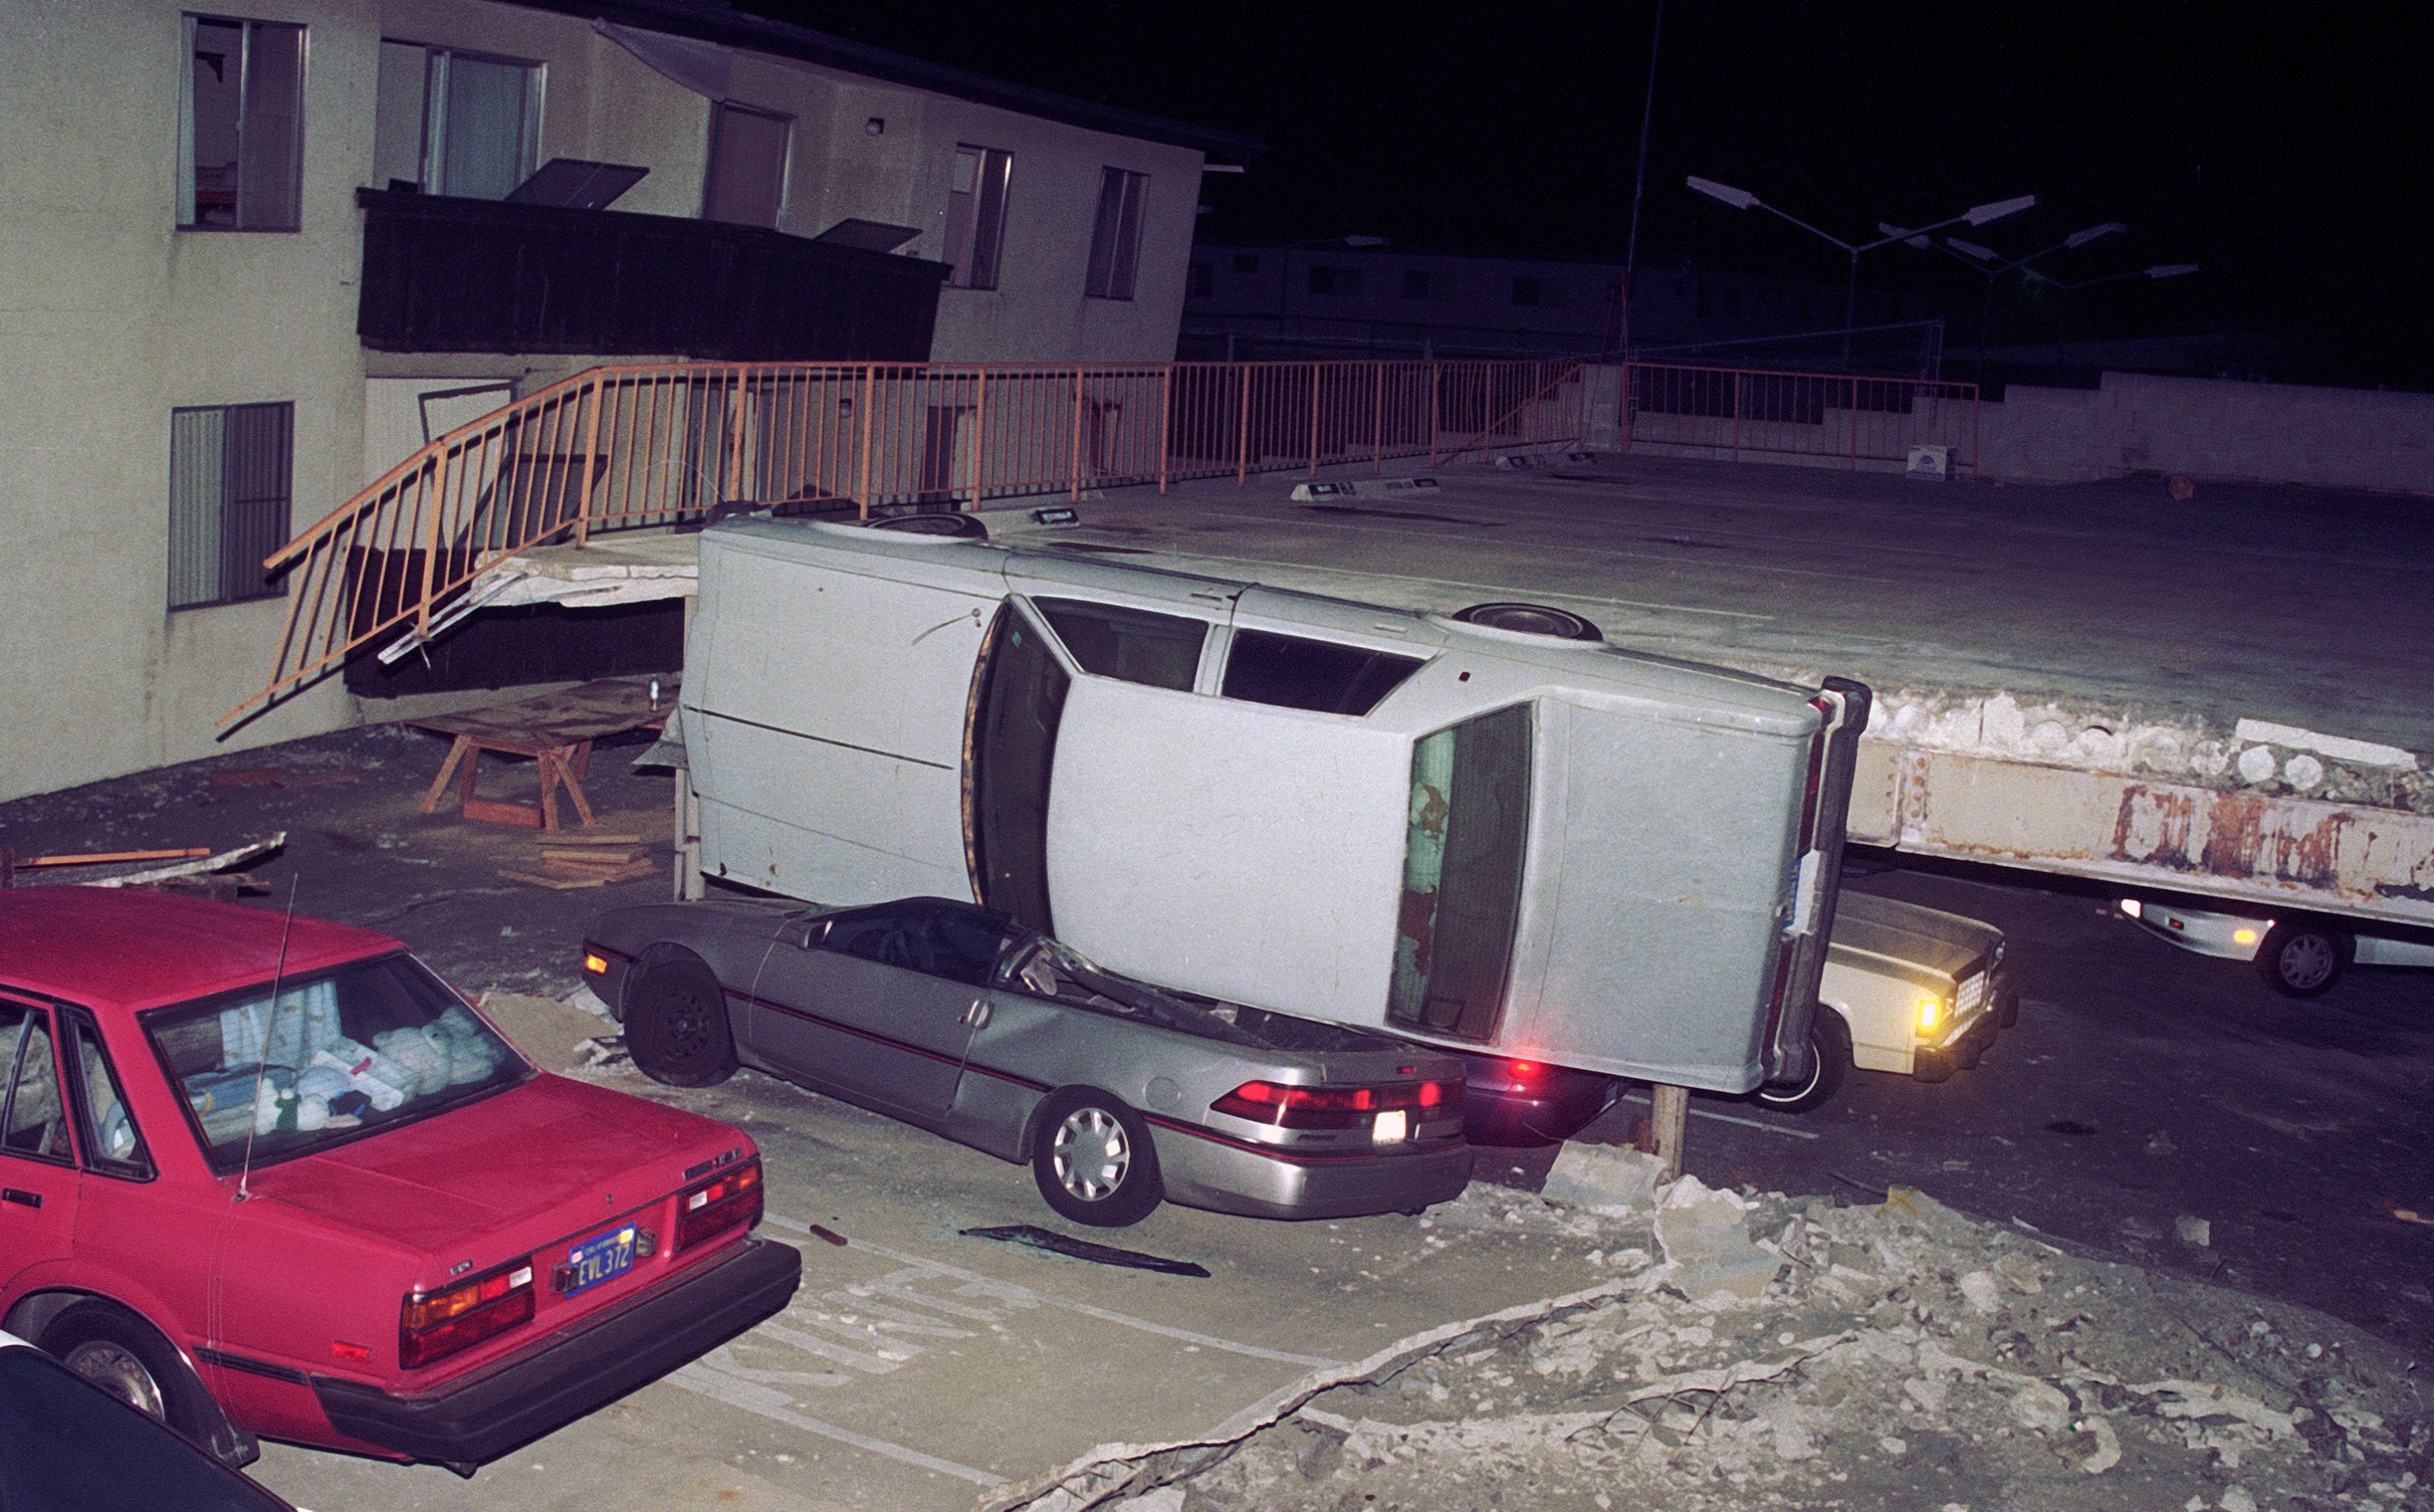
1307 265 1360 297
704 102 791 226
1085 167 1150 300
1722 287 1740 317
1696 279 1713 318
1401 269 1454 301
169 403 292 611
1511 274 1565 308
944 145 1013 290
1230 252 1260 274
1188 259 1215 298
179 14 304 230
379 45 542 200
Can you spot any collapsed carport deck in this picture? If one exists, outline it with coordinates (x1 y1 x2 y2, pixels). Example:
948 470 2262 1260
423 450 2434 932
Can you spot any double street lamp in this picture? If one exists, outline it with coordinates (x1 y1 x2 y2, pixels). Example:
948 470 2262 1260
1932 221 2128 383
2027 261 2201 382
1686 176 2036 361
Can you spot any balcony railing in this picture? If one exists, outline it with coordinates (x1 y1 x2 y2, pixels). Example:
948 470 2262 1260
223 357 1588 725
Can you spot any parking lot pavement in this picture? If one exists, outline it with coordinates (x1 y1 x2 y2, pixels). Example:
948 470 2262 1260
251 1064 1612 1512
1551 859 2434 1362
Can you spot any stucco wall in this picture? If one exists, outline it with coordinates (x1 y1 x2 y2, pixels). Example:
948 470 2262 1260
0 0 373 804
1978 371 2434 493
0 0 1208 804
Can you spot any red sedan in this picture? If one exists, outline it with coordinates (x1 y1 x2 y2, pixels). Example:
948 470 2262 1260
0 888 799 1473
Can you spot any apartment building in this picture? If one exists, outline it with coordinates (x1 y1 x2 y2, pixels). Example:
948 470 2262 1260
0 0 1254 801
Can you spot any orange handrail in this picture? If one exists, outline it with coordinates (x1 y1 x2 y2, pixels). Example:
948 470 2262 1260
225 356 1590 725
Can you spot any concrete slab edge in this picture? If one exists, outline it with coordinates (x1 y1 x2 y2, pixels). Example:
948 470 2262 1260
972 1270 1643 1512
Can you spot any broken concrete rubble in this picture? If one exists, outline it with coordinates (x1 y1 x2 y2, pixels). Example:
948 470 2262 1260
985 1171 2430 1512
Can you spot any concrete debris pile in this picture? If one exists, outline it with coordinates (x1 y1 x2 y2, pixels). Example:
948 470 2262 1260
989 1157 2428 1512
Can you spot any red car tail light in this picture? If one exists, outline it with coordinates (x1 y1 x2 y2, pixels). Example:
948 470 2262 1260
399 1259 535 1368
1212 1079 1465 1130
676 1158 764 1251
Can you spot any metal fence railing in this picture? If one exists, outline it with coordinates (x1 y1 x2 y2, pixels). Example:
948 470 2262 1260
225 357 1588 723
1617 362 1980 475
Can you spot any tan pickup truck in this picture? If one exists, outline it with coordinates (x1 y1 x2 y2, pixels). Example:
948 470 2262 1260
1756 892 2015 1111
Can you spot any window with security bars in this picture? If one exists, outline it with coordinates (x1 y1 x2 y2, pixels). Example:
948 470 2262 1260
1085 168 1149 300
944 145 1012 290
179 14 304 230
168 403 292 611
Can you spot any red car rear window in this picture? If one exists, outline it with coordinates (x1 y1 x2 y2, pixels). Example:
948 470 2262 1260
143 955 528 1172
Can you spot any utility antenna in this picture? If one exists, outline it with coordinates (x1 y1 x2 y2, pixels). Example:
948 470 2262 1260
235 875 300 1203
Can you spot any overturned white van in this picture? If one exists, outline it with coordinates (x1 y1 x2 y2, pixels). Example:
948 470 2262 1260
682 517 1870 1094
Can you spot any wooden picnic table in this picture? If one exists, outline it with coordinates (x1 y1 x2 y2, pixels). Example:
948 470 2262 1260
414 677 673 832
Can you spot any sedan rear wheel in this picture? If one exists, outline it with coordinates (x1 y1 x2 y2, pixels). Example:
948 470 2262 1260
628 957 739 1086
2253 921 2347 998
45 1302 203 1436
1032 1089 1163 1227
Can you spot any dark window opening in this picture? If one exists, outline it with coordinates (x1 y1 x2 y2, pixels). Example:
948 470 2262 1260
182 15 303 231
1221 630 1423 717
1188 260 1215 298
1401 269 1452 301
1388 704 1533 1041
169 401 291 611
1306 265 1360 297
1512 274 1564 307
1085 167 1149 300
967 607 1069 933
1696 279 1713 318
704 102 791 227
1722 287 1740 317
1231 252 1260 274
1034 598 1206 691
944 144 1012 290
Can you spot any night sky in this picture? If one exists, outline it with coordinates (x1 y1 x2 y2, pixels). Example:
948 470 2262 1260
748 1 2432 384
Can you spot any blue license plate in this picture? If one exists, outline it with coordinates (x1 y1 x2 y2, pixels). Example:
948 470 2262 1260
560 1224 637 1296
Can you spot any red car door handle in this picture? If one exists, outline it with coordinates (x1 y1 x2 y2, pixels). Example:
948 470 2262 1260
1 1188 39 1210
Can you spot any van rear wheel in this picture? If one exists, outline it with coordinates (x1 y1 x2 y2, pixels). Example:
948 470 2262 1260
2253 921 2347 998
1753 1011 1849 1114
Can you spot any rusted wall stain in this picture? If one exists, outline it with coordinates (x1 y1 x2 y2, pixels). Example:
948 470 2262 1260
2112 785 2197 864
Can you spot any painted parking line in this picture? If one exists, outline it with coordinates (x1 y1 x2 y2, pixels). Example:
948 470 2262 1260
669 1361 1006 1488
1613 1089 1822 1141
767 1216 1344 1368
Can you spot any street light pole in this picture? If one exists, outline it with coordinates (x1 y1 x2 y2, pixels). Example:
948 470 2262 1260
1620 0 1667 362
1686 176 2035 364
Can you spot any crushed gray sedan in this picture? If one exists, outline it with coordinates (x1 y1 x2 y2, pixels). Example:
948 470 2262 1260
581 896 1474 1226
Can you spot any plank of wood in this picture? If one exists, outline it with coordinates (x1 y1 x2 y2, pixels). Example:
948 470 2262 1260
210 769 283 787
544 857 655 883
20 848 214 869
542 848 641 867
539 832 644 847
498 868 608 891
276 772 360 789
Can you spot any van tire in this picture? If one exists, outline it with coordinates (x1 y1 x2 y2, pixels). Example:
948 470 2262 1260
1753 1010 1849 1114
1451 603 1603 641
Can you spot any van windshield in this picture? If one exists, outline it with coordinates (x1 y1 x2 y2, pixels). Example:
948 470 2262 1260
143 956 528 1172
967 605 1069 933
1388 703 1533 1040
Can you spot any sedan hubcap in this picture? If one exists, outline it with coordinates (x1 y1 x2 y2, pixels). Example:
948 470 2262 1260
1051 1108 1130 1202
65 1341 164 1421
2279 936 2336 991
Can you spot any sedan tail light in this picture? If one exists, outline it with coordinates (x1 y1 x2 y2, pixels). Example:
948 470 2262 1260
1212 1079 1464 1130
399 1258 535 1368
676 1159 764 1251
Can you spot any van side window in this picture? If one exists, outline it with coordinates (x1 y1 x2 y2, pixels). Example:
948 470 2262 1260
1033 598 1206 692
1221 630 1423 717
1389 703 1532 1041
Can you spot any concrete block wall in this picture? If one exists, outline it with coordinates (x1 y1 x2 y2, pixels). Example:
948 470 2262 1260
1978 371 2434 493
